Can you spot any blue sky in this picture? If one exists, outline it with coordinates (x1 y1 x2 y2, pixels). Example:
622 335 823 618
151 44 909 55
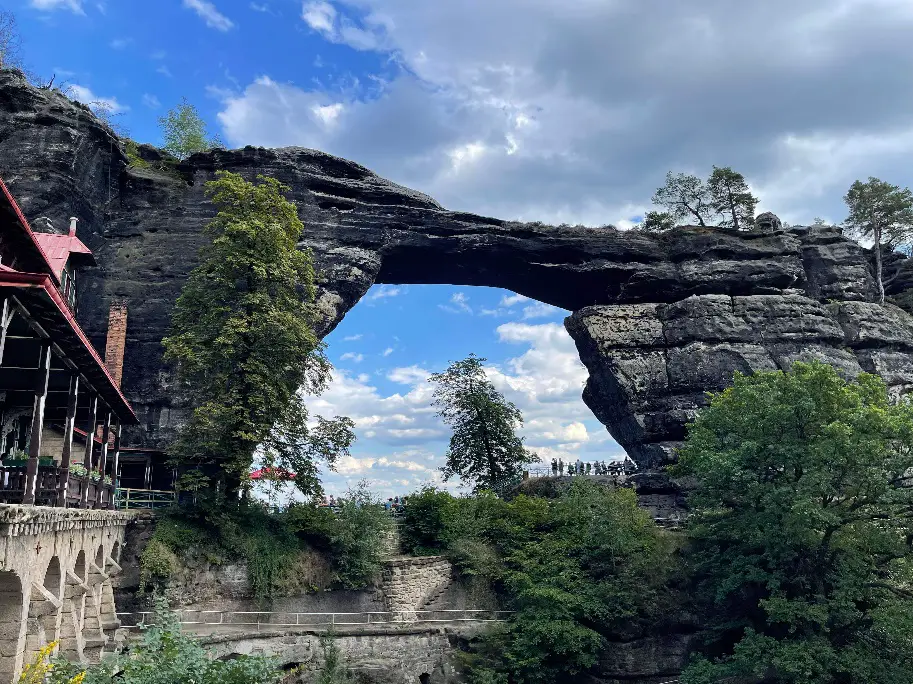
11 0 913 497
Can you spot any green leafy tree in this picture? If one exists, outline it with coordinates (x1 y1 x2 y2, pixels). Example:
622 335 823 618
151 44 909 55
49 599 280 684
843 177 913 304
673 362 913 684
652 171 715 227
638 210 676 232
429 354 535 493
159 98 222 160
163 171 354 498
708 165 757 230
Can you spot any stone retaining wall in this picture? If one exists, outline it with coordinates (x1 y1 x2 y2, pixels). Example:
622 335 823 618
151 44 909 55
379 557 453 617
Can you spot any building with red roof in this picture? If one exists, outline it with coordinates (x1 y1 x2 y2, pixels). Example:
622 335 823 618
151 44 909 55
0 177 137 509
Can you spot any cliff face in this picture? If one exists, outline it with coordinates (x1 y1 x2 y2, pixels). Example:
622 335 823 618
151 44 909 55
1 69 912 479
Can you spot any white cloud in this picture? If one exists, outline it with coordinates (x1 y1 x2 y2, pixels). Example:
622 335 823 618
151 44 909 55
387 366 430 385
340 352 365 363
30 0 84 13
156 66 173 78
312 102 345 128
501 293 530 307
367 285 402 300
302 0 336 33
141 94 161 109
343 334 363 341
438 291 472 314
68 85 128 113
521 302 563 320
215 0 913 227
250 1 270 11
382 347 394 357
183 0 234 31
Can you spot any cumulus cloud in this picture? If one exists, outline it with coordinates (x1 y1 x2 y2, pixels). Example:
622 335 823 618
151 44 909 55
183 0 234 31
141 94 161 109
214 0 913 226
340 352 365 363
343 334 363 341
382 347 394 357
367 285 402 300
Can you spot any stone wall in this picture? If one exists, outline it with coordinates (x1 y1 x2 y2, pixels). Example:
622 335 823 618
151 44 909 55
379 557 453 618
199 624 480 684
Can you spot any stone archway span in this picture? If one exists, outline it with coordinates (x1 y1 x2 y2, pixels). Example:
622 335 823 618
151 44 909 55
1 70 912 479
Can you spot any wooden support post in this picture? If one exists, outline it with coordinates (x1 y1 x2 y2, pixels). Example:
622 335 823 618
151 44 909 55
0 297 14 367
144 456 152 490
80 393 98 508
95 410 112 509
23 343 52 506
56 374 80 508
109 421 121 510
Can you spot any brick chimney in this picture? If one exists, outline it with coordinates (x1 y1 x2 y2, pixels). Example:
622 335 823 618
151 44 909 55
104 301 128 387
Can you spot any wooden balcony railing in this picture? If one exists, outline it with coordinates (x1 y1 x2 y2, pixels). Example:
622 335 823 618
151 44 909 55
0 465 115 508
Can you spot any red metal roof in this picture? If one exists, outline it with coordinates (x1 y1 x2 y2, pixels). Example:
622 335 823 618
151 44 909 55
32 232 95 279
250 467 297 481
0 177 61 286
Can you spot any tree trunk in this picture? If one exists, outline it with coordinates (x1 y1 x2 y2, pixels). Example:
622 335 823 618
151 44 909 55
728 187 740 231
875 223 885 305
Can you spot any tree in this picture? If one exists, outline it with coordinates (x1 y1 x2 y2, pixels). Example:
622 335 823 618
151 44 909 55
162 171 354 498
673 362 913 684
651 171 715 227
0 10 22 70
159 98 222 160
638 210 676 232
708 166 758 230
843 177 913 305
429 354 535 493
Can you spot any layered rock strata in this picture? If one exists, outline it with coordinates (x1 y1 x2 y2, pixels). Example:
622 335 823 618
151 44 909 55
0 69 911 479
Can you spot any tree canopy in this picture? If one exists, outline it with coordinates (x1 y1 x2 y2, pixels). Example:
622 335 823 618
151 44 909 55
674 362 913 684
158 98 222 160
162 171 354 498
708 165 757 230
843 177 913 305
429 354 535 493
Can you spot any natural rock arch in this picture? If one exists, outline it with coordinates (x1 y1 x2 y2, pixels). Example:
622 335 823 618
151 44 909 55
0 69 912 487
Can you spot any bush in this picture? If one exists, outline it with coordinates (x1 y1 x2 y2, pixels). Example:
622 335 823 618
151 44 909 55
399 485 458 555
325 484 394 588
48 598 280 684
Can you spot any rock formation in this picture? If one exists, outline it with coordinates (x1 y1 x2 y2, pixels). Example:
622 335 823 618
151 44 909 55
1 69 912 489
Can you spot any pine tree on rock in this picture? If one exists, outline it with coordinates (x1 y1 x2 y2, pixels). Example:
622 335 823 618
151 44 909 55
843 177 913 305
708 166 758 230
651 171 715 227
429 354 535 493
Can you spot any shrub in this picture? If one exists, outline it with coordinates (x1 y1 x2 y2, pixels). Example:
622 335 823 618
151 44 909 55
325 484 394 588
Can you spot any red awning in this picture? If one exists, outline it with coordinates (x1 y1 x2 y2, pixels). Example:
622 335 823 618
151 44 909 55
250 467 297 481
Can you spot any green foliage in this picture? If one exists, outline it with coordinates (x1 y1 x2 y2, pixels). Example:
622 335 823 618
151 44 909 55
158 98 221 160
49 598 280 684
123 140 150 168
401 481 672 684
708 165 758 230
843 177 913 304
399 485 459 555
321 483 394 588
429 354 536 493
651 171 715 227
163 171 354 497
138 539 178 593
673 362 913 684
316 634 356 684
637 210 676 232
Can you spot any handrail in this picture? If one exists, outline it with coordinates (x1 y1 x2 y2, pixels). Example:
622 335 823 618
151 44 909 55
116 608 513 631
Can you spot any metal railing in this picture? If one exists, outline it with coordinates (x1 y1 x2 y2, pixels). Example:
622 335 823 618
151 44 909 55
115 488 177 510
116 609 512 632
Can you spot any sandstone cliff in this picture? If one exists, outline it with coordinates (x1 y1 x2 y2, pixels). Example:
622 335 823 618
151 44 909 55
1 69 911 489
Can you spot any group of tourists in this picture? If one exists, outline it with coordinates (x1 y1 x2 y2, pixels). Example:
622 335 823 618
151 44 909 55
383 496 408 514
549 457 636 477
